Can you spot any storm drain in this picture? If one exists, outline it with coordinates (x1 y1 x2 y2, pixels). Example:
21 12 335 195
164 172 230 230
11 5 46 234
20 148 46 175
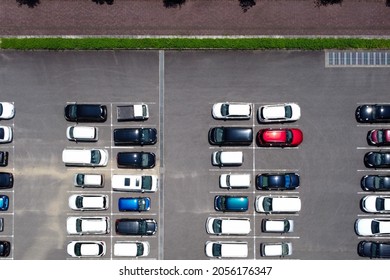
325 51 390 67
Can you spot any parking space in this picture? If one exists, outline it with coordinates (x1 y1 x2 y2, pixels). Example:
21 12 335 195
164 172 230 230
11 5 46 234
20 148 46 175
0 50 390 259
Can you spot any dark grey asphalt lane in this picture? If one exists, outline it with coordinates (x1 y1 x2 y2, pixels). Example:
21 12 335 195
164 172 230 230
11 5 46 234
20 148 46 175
1 50 389 259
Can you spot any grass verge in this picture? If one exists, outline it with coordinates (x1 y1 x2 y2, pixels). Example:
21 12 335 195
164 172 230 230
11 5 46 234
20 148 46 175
1 37 390 50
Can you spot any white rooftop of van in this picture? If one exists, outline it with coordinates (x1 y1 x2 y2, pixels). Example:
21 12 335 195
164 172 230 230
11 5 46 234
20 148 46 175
220 173 251 188
206 217 251 235
273 197 301 212
114 242 150 257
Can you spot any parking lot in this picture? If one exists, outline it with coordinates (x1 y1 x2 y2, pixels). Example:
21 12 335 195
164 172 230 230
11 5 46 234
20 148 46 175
0 50 389 259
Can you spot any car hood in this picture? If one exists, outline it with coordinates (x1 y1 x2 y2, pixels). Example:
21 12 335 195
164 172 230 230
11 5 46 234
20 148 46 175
356 105 374 122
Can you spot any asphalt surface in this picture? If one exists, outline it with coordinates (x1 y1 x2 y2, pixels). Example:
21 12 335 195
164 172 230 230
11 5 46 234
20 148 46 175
1 50 390 260
1 0 390 36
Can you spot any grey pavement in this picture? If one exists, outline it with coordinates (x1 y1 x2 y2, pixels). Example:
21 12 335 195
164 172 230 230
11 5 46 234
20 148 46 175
1 0 390 36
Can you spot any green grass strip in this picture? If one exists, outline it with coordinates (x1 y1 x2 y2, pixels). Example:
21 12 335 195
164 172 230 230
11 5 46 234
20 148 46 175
1 37 390 50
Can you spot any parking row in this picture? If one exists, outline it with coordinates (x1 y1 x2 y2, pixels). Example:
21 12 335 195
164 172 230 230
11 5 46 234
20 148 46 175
62 102 160 259
205 102 302 259
355 104 390 259
0 102 15 258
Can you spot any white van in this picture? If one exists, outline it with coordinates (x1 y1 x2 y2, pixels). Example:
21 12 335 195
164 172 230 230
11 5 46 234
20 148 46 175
114 241 150 257
260 242 292 257
255 196 301 213
219 173 251 189
62 148 108 167
205 241 248 258
66 126 98 142
206 217 251 235
212 151 243 167
74 174 104 188
261 219 294 233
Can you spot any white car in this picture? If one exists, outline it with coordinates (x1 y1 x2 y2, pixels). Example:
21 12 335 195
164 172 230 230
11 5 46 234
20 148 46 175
68 194 109 211
206 217 251 235
66 126 98 142
260 242 292 257
74 173 104 188
212 151 243 167
255 196 301 213
212 102 251 120
0 126 12 143
361 195 390 213
355 218 390 236
67 216 110 235
113 241 150 257
258 103 301 123
219 173 251 189
111 174 158 192
205 241 248 258
261 219 294 233
62 148 108 167
0 102 15 120
67 241 106 258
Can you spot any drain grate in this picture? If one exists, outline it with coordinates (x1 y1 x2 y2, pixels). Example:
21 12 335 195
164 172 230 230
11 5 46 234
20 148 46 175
325 51 390 67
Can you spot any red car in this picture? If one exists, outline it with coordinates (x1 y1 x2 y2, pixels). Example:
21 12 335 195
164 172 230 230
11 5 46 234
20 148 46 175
257 128 303 147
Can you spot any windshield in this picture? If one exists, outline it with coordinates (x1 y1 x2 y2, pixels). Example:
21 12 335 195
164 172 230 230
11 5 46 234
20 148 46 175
136 243 144 256
142 154 150 167
0 104 3 116
214 128 224 143
138 220 146 234
371 243 379 258
286 130 293 144
74 243 82 256
372 220 380 234
376 198 385 211
141 129 149 143
142 176 152 190
377 130 384 143
212 243 222 257
221 104 229 117
138 199 148 211
75 196 83 208
212 219 222 234
0 128 4 139
69 105 77 119
215 152 222 164
284 220 290 232
263 197 273 211
282 243 289 255
76 219 82 233
91 150 101 164
261 176 268 187
285 105 292 118
76 174 84 185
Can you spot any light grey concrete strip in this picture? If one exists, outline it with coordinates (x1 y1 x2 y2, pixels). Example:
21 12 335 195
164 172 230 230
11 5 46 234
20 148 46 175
158 50 164 260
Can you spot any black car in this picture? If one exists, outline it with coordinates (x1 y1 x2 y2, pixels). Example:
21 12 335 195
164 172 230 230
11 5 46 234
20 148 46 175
256 173 300 190
117 152 155 169
364 151 390 168
208 127 253 146
0 240 10 257
361 175 390 191
0 172 13 189
356 104 390 123
114 128 157 146
358 241 390 258
115 218 157 235
64 104 107 122
0 152 8 167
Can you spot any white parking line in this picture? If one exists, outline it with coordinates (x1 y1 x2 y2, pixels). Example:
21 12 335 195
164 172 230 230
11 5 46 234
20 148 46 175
357 169 390 172
255 236 300 239
357 147 390 150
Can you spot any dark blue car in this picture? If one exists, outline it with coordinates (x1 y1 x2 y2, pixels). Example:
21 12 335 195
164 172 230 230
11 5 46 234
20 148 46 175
256 173 300 190
0 195 9 211
214 195 248 212
118 197 150 212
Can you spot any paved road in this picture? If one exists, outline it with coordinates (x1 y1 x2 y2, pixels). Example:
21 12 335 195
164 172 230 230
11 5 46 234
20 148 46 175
1 0 390 36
